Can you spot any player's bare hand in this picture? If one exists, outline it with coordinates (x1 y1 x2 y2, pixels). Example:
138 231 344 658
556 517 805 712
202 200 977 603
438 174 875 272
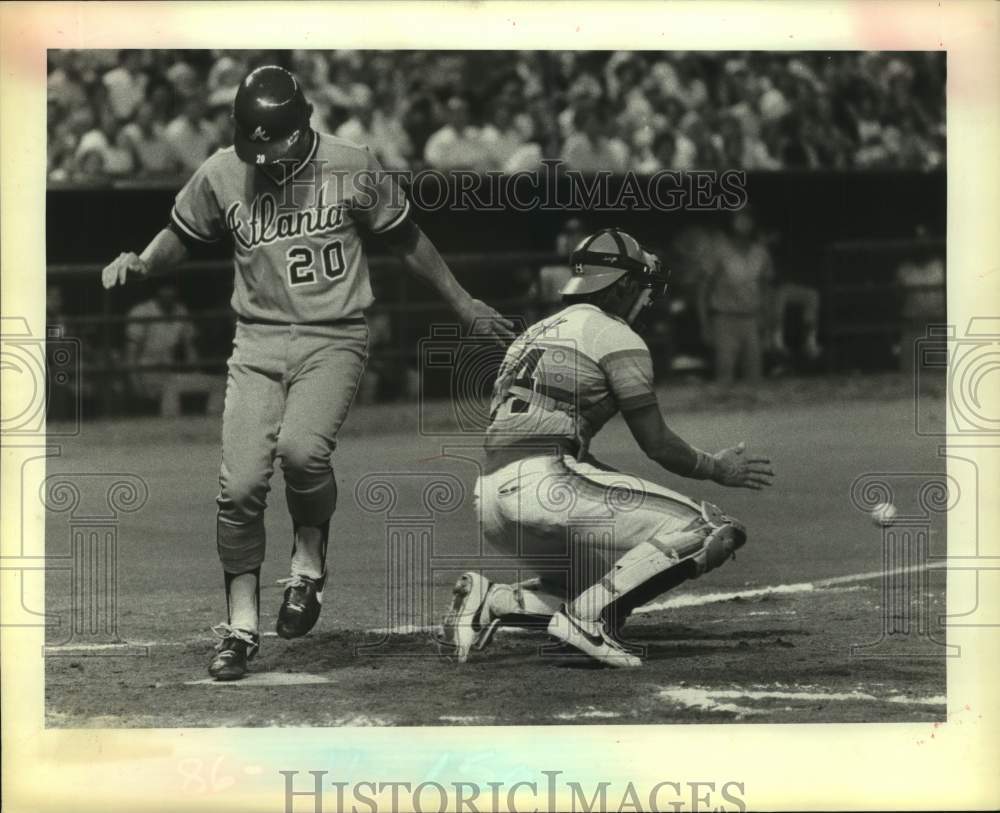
712 441 774 490
460 298 516 344
102 252 148 289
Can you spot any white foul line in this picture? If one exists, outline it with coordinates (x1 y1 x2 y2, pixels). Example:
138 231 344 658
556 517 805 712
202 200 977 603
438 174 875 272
657 685 947 717
634 560 946 614
43 562 945 649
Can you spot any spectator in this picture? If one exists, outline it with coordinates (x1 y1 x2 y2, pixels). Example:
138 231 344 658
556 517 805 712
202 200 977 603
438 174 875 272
104 125 138 179
682 116 724 169
207 96 235 151
667 54 710 110
561 104 629 173
48 102 82 182
207 54 245 98
662 122 698 171
631 124 661 174
103 50 148 121
164 95 215 175
147 81 176 128
771 273 823 365
122 101 183 178
481 104 526 171
165 59 201 101
400 91 439 169
72 147 109 186
424 97 495 171
69 103 135 180
75 107 122 168
643 128 672 173
716 113 781 170
125 282 223 416
335 84 410 169
896 239 945 375
558 73 604 137
698 209 774 386
47 49 947 185
48 51 89 112
758 73 793 123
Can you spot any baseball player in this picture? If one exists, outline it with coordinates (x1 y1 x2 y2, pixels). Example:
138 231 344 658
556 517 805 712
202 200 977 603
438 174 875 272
441 228 774 667
101 66 513 680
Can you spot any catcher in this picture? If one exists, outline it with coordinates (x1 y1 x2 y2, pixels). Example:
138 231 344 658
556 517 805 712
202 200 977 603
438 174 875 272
442 227 774 667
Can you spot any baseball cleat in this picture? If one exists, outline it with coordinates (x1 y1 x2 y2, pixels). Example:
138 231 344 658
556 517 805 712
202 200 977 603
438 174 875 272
275 572 326 639
440 572 502 662
547 605 642 668
208 624 260 681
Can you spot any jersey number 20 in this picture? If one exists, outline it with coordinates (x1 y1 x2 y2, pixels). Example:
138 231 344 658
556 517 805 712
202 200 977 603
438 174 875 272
286 240 345 287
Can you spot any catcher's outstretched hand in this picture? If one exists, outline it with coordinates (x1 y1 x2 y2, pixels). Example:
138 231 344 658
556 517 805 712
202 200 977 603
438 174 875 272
712 441 774 490
102 252 148 289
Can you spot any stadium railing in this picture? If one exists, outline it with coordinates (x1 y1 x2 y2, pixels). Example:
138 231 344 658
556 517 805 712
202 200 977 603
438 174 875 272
46 242 947 418
821 237 946 371
46 252 563 417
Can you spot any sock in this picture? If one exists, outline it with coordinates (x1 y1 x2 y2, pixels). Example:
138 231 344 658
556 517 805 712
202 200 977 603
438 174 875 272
290 520 329 579
225 569 260 633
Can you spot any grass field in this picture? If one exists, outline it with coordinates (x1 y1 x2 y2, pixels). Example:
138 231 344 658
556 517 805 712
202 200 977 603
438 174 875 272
44 376 948 727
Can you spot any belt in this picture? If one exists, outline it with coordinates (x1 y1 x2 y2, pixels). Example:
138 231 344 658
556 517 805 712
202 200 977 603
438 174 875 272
483 436 579 474
238 316 367 327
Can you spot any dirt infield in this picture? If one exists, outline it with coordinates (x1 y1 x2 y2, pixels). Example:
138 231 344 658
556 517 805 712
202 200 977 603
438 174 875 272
44 380 949 727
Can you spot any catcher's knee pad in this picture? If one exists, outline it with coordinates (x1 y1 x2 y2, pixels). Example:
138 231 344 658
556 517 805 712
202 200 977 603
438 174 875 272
690 501 746 578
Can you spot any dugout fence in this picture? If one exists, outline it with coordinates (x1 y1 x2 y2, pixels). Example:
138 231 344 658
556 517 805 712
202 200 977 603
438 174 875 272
821 237 946 372
44 171 946 419
46 252 563 418
46 243 945 419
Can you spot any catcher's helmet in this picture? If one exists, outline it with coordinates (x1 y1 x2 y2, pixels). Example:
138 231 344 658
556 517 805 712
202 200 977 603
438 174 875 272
562 227 669 299
233 66 311 166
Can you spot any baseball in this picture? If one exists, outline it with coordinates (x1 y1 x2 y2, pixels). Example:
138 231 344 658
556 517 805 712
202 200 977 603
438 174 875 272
871 502 898 527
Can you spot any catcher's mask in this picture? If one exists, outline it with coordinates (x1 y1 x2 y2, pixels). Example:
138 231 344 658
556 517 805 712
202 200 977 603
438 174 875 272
562 227 670 305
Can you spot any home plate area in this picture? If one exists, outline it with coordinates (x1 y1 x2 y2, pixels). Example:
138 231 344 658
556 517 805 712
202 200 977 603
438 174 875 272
45 576 947 727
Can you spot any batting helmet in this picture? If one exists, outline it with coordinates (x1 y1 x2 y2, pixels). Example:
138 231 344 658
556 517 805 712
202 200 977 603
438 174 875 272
233 66 311 166
561 228 669 299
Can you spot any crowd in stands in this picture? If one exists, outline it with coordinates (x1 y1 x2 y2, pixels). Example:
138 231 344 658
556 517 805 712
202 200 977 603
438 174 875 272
48 49 946 184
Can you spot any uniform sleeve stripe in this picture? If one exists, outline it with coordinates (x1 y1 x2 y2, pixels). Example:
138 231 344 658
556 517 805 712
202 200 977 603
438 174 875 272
171 207 217 243
599 348 649 367
617 392 659 411
371 199 410 234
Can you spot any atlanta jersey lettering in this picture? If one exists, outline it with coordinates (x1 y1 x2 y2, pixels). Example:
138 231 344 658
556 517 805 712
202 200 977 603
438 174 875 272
170 132 409 323
484 303 658 469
